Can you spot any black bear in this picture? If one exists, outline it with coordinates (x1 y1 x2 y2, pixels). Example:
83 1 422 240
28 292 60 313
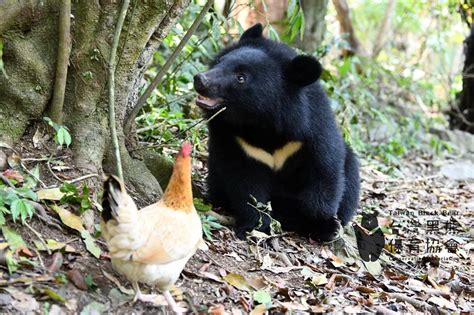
194 24 360 241
354 212 385 262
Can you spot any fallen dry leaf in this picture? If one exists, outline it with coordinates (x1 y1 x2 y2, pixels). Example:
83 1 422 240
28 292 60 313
208 304 226 315
249 304 266 315
10 290 39 312
311 273 329 286
67 270 88 291
51 205 85 232
2 169 23 182
224 272 252 292
356 286 377 294
37 188 65 201
47 252 63 275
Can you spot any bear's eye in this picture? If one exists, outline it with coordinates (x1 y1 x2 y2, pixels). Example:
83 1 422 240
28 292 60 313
236 73 246 84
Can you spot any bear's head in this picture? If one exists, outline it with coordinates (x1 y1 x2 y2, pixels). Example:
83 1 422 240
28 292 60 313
193 24 323 124
361 211 379 230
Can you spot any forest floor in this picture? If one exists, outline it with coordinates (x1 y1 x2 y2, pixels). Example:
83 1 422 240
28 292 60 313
0 128 473 314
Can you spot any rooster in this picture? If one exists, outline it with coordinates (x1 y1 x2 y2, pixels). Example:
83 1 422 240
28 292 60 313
101 143 203 313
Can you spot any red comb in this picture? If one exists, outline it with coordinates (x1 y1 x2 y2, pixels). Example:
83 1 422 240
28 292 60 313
180 142 192 157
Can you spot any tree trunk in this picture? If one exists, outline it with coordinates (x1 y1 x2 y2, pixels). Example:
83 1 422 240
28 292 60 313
231 0 287 34
296 0 329 52
332 0 365 56
372 0 396 58
0 0 190 201
449 24 474 133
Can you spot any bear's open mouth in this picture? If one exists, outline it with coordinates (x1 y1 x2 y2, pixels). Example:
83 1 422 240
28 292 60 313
196 94 223 109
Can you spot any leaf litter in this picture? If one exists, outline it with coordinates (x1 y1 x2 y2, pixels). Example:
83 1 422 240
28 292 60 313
0 137 472 314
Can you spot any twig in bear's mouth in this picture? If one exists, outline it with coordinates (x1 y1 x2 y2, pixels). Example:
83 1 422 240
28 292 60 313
132 106 227 152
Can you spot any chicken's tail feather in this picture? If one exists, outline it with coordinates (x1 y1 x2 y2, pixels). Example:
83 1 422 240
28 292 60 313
101 175 142 260
102 175 127 222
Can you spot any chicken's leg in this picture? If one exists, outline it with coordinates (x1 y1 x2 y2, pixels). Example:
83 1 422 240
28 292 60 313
163 290 186 314
131 282 160 304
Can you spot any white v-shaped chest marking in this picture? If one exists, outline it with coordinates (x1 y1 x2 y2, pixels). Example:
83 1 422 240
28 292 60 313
236 137 303 171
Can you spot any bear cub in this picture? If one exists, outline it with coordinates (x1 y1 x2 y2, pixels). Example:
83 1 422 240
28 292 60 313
194 23 360 241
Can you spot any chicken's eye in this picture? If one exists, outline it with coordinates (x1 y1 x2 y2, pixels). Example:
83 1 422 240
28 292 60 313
236 73 246 84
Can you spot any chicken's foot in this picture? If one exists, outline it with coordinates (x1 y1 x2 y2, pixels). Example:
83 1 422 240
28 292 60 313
131 282 161 304
164 290 187 314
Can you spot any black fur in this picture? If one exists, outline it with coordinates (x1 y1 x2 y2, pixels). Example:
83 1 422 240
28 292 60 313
194 24 360 241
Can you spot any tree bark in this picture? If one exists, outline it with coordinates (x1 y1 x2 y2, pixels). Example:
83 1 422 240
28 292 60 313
0 0 190 201
296 0 329 52
449 24 474 133
49 0 71 124
372 0 396 58
332 0 365 56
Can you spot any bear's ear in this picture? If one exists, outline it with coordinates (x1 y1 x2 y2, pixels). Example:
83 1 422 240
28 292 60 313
240 23 264 42
285 55 322 87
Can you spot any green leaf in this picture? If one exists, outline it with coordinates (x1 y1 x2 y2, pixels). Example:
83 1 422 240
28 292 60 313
80 198 91 211
81 230 102 259
339 58 352 76
28 164 40 188
41 288 66 303
2 226 27 251
10 199 26 222
15 187 37 201
84 274 98 291
267 25 280 42
60 182 77 194
5 250 18 273
194 198 212 212
287 0 297 18
253 290 271 305
10 199 34 223
211 19 220 40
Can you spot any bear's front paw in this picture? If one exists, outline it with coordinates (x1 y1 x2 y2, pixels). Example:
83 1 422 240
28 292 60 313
234 214 271 240
234 226 251 240
311 216 342 242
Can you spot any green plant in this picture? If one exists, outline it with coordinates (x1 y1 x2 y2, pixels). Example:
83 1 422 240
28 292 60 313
194 198 223 240
0 168 39 225
248 195 282 235
59 182 92 214
43 117 72 147
200 214 224 240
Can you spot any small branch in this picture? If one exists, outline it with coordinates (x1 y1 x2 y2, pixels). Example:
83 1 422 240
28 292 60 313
49 0 71 124
124 0 214 135
133 106 227 152
451 100 474 127
20 161 46 188
25 221 51 255
26 200 63 231
108 0 130 181
207 210 235 226
0 174 15 188
65 173 99 184
46 160 64 183
388 293 445 314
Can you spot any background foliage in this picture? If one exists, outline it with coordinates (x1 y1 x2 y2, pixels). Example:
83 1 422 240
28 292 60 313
136 0 466 175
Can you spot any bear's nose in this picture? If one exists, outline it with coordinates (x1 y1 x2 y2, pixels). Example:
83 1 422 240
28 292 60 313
193 73 208 92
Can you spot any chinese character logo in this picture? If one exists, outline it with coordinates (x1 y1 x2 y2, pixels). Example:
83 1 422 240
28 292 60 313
353 211 385 262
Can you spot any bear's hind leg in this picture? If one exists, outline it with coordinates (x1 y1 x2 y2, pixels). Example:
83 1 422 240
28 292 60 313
337 147 360 225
